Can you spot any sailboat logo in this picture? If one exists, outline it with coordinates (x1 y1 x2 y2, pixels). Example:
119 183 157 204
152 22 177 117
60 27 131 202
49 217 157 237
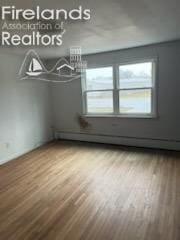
26 58 44 76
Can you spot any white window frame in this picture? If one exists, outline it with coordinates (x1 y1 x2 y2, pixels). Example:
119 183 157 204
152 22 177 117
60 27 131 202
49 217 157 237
82 58 157 118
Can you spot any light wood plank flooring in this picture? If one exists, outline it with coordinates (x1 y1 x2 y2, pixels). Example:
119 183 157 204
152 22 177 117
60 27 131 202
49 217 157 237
0 141 180 240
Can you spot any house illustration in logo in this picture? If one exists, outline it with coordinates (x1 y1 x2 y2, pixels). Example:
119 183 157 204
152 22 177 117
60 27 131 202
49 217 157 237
52 58 75 77
56 63 74 76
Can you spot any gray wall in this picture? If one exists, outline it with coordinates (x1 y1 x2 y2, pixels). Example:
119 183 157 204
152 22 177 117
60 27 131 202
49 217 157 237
1 40 180 165
50 41 180 149
0 52 52 164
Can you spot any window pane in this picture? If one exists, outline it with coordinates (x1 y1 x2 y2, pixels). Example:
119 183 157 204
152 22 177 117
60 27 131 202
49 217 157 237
86 67 113 90
119 89 151 114
87 91 113 113
119 62 152 89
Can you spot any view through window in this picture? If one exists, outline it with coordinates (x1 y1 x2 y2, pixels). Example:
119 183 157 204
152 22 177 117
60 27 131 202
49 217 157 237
119 62 153 114
85 67 113 113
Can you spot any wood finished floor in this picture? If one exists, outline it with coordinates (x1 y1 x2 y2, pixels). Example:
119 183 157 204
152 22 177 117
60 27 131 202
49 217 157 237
0 141 180 240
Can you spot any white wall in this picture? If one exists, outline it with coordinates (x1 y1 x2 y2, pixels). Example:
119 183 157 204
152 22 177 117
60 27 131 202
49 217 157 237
0 52 52 164
49 41 180 150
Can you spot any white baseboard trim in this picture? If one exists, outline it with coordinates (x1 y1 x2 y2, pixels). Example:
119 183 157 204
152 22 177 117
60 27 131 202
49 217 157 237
58 132 180 151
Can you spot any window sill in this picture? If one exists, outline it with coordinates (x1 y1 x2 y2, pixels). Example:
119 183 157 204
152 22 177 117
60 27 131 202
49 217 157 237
83 114 157 119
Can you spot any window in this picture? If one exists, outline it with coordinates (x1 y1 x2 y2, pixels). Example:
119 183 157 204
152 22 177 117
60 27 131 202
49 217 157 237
119 62 154 115
85 67 114 113
83 60 156 117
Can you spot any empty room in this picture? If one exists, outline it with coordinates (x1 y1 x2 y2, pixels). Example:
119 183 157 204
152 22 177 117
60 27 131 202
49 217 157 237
0 0 180 240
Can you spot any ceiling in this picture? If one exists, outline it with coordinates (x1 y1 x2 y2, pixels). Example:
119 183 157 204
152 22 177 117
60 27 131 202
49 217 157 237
0 0 180 57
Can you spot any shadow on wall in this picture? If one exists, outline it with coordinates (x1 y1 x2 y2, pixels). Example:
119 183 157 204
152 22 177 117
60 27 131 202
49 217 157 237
77 114 91 130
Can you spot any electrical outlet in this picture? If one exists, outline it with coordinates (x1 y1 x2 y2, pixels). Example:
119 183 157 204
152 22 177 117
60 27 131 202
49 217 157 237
0 142 10 150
